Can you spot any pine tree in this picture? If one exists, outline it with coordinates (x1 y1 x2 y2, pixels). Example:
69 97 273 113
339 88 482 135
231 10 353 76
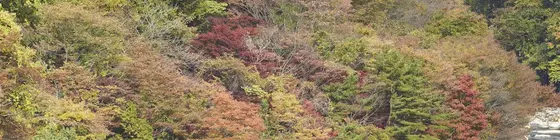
369 50 449 139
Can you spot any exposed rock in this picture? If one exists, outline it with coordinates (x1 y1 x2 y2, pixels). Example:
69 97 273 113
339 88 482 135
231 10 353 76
528 108 560 140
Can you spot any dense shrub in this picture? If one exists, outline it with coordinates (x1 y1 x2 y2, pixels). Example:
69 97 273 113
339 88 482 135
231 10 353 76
0 0 42 26
117 102 153 140
334 121 390 140
0 11 37 68
426 9 488 37
24 3 128 76
131 0 196 48
260 75 331 139
323 72 390 126
465 0 507 18
198 57 264 101
351 0 395 24
314 31 372 66
172 0 228 22
33 123 79 140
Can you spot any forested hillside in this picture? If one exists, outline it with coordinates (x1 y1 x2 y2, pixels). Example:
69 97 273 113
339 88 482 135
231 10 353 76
0 0 559 139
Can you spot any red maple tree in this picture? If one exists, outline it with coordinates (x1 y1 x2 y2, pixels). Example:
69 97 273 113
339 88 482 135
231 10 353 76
192 16 282 76
191 16 262 60
447 75 488 140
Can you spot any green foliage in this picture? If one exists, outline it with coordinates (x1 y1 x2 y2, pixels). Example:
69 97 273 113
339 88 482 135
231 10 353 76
0 0 554 140
314 31 371 66
131 0 196 48
426 9 488 37
33 123 78 140
119 102 153 140
262 76 303 134
492 7 550 51
25 3 128 76
351 0 395 24
335 122 390 140
490 3 560 84
199 57 265 95
272 2 304 31
332 39 370 65
546 13 560 42
102 0 128 9
243 85 270 99
190 0 227 21
367 50 449 139
314 31 334 57
0 11 20 35
323 73 359 103
0 11 37 67
0 0 45 26
162 0 227 26
322 71 390 127
547 58 560 83
259 75 332 139
50 101 95 122
465 0 507 17
514 0 544 8
8 85 39 115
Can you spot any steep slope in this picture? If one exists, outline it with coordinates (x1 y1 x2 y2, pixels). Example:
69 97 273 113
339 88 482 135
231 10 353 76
0 0 557 139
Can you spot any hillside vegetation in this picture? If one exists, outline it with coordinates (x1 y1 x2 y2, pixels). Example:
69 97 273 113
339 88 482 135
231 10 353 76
0 0 558 139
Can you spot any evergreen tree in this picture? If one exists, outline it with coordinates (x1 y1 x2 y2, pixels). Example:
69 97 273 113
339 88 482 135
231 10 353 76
368 50 449 139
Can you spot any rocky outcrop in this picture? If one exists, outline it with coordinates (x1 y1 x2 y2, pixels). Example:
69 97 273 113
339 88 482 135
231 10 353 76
528 108 560 140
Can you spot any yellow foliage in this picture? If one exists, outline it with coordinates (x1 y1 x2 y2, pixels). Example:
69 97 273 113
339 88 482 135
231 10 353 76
262 75 331 139
0 11 37 67
43 99 95 123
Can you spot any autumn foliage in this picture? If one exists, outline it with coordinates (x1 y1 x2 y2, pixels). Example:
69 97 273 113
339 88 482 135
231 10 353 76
191 16 262 60
204 92 265 139
447 75 488 140
2 0 559 139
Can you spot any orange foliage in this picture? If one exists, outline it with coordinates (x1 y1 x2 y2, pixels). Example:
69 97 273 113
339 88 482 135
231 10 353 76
204 92 265 139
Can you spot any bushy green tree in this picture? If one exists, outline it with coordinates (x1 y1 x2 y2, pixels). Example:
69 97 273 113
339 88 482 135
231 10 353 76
313 31 372 66
199 57 265 99
0 0 47 27
272 2 304 31
164 0 226 28
24 3 128 76
351 0 395 24
426 9 488 37
465 0 508 18
0 11 37 68
490 3 560 84
131 0 196 48
8 85 39 116
118 102 153 140
33 123 78 140
335 121 390 140
492 7 550 52
367 50 449 139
